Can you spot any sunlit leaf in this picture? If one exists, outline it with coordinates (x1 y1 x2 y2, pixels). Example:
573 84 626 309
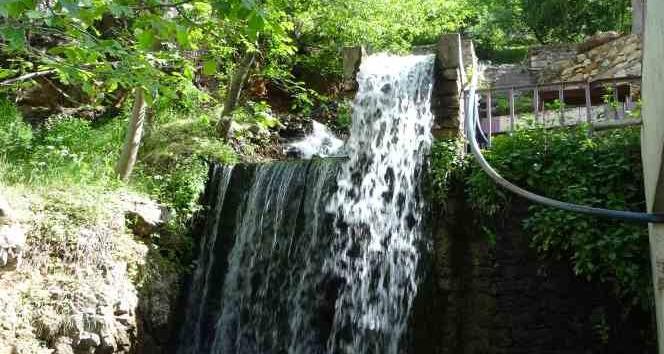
202 60 217 75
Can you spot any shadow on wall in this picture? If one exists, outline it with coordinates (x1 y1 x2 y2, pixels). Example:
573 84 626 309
408 179 656 354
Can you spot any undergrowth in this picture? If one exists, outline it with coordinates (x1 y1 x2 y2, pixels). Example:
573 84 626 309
0 97 237 274
431 125 650 310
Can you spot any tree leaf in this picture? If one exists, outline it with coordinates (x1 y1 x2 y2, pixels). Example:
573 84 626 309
58 0 79 16
0 28 26 51
176 26 191 49
202 60 217 75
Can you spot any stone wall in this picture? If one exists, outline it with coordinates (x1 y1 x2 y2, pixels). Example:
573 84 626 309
539 33 642 83
410 182 656 354
431 34 469 139
529 43 578 73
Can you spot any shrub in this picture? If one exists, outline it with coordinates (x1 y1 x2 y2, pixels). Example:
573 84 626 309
465 125 650 308
0 98 33 160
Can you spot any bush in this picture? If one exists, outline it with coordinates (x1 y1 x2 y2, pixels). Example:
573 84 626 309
137 106 237 223
464 125 650 308
0 98 33 160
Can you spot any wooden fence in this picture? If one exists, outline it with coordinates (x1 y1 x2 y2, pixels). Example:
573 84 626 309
467 76 643 144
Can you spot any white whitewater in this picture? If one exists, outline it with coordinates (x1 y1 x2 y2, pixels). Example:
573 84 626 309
287 121 345 159
175 53 435 354
325 53 435 353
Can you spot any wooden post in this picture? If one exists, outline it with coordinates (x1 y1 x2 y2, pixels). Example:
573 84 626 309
559 84 565 126
509 89 516 132
585 82 594 136
487 91 493 145
533 87 539 124
585 82 592 123
613 84 621 120
641 1 664 351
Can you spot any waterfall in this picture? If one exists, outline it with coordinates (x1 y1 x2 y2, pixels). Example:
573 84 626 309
177 164 234 354
325 54 434 353
175 53 435 354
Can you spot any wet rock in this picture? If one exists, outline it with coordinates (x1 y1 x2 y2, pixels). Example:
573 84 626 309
279 114 313 140
54 338 74 354
77 331 101 349
0 197 24 268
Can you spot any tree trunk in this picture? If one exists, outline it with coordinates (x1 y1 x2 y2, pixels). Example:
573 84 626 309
216 51 256 139
116 88 147 181
632 0 645 34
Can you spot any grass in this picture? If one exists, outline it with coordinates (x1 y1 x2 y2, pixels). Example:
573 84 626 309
0 98 236 216
0 98 240 284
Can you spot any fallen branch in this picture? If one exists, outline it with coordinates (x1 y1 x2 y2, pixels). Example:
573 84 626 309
0 70 56 86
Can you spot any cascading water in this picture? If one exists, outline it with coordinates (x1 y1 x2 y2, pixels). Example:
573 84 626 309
325 54 434 353
175 53 435 354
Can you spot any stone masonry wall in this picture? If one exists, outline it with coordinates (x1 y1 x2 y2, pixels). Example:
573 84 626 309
431 34 468 139
410 181 655 354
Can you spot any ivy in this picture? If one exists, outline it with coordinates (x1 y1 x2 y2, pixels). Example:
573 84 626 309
429 138 466 205
466 126 650 308
431 126 651 309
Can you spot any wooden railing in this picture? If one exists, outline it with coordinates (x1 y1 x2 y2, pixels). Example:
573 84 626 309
466 76 642 143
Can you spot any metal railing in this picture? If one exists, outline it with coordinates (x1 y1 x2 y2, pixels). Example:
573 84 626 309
468 76 642 144
464 73 664 224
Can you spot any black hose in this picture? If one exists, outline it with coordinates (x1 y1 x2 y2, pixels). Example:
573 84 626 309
465 79 664 224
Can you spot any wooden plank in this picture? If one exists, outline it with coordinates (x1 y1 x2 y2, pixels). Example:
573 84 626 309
593 118 642 131
559 84 565 126
474 75 641 94
487 91 493 145
509 88 515 132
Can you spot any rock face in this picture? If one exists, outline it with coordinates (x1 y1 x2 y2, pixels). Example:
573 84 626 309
482 32 641 92
0 188 179 354
121 194 171 238
0 196 25 269
539 33 642 83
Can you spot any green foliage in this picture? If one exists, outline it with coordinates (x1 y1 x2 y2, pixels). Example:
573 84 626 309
137 106 237 220
466 126 650 308
283 0 475 78
468 0 632 61
332 100 353 132
0 98 32 158
521 0 631 43
429 139 466 204
0 102 126 186
0 0 289 108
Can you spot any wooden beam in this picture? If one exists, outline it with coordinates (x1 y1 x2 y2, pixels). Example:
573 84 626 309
585 82 592 123
509 88 515 132
613 83 621 120
474 75 641 93
593 118 642 130
559 84 565 126
534 87 540 123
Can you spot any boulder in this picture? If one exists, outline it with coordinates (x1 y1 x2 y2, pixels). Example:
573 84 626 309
0 196 12 224
0 196 25 268
121 195 171 237
577 31 622 52
77 331 101 349
54 338 74 354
